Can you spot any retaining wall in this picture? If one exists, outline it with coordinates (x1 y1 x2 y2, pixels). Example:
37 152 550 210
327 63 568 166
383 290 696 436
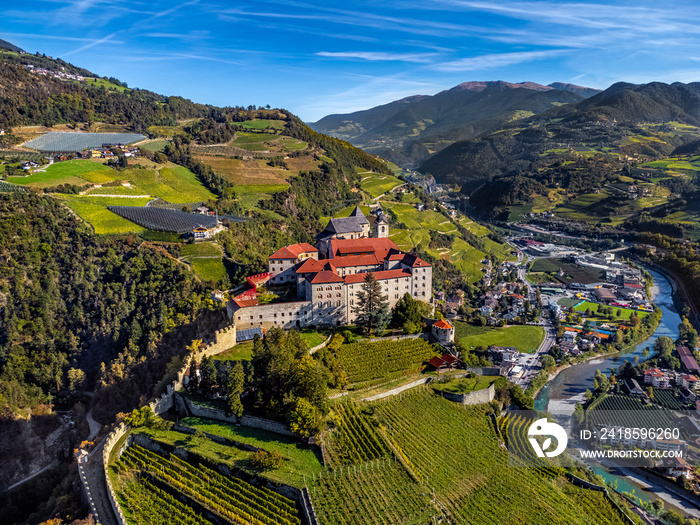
101 423 130 525
434 383 496 405
180 394 295 437
465 366 503 376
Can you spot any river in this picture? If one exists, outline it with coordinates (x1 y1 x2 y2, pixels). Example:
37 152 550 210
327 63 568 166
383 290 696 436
535 268 682 414
534 268 695 516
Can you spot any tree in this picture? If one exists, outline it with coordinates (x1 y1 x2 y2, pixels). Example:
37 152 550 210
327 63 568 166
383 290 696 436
392 293 430 333
585 307 593 317
288 397 319 437
353 272 390 333
616 308 622 318
226 361 245 417
679 317 698 347
541 355 556 370
199 356 218 395
67 367 85 392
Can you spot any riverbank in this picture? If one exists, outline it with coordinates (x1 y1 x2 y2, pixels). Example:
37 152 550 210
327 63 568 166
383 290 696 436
535 268 680 414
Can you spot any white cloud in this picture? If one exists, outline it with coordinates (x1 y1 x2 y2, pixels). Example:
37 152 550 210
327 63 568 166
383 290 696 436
431 49 568 72
316 51 437 63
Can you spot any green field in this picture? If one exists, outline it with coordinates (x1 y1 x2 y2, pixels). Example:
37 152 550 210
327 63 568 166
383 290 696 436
572 300 650 320
212 340 255 362
7 159 115 187
139 139 170 152
134 423 321 488
434 375 500 394
180 417 323 477
180 242 222 257
190 258 228 283
529 259 605 285
299 330 329 348
359 172 404 198
240 119 286 130
455 323 544 353
61 195 150 234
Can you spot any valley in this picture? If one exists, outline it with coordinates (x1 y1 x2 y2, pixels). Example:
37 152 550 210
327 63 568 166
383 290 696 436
2 35 700 525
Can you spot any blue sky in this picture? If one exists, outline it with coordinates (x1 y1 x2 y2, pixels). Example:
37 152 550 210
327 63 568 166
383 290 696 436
3 0 700 121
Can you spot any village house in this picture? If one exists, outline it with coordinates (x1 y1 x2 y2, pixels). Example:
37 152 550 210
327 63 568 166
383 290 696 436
644 368 671 389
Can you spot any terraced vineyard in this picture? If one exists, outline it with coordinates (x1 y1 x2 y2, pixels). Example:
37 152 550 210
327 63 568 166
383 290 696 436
325 401 391 465
118 477 214 525
115 443 301 525
374 389 629 524
309 461 436 525
498 413 567 476
337 338 439 386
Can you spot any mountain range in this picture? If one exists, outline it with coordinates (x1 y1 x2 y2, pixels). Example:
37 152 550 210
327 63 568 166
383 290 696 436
421 81 700 187
309 81 601 166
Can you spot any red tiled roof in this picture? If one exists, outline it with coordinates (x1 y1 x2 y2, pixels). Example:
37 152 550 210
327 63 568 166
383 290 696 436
328 254 381 268
269 243 318 260
624 282 643 289
344 269 411 284
308 270 344 284
296 258 326 274
232 297 259 308
442 354 461 364
330 237 398 259
428 356 447 368
433 319 453 330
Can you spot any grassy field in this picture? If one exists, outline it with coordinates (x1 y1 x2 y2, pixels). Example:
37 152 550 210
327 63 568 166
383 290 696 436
7 159 215 203
212 340 255 361
180 416 323 476
139 139 170 152
134 424 321 488
572 300 650 320
299 330 329 348
374 389 629 524
434 375 500 394
61 195 150 234
7 159 115 187
189 258 228 283
455 323 544 353
359 172 404 198
180 242 222 257
240 119 286 130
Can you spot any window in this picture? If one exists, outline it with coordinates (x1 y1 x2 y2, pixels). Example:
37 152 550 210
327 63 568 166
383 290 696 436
336 293 341 297
281 312 285 317
250 316 253 320
274 313 277 318
259 315 262 319
327 293 331 298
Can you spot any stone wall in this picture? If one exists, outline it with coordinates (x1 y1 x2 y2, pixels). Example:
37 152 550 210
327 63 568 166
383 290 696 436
180 394 295 437
231 301 312 330
101 423 130 525
465 366 503 376
308 334 333 355
435 383 496 406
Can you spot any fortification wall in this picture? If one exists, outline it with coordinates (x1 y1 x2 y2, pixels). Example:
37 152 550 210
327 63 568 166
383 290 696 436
101 423 130 525
231 301 312 330
435 383 496 405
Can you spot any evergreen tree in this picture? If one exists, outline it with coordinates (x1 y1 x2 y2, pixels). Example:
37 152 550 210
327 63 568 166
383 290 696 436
199 356 218 395
226 361 245 417
353 272 390 333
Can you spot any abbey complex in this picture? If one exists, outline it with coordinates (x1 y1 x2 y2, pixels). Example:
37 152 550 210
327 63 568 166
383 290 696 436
228 207 433 329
